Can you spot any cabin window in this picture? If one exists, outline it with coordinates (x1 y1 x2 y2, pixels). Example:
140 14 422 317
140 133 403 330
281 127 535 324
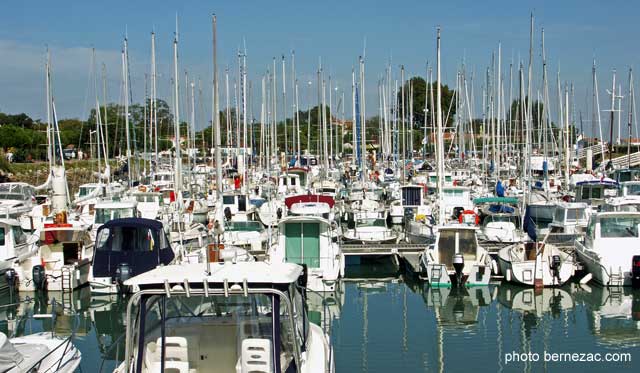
580 186 591 199
223 195 235 205
96 226 161 252
95 207 137 224
402 188 422 206
11 226 26 245
566 209 585 222
554 209 565 223
599 217 640 238
137 293 297 373
591 188 602 199
0 227 5 246
586 218 596 239
290 178 296 186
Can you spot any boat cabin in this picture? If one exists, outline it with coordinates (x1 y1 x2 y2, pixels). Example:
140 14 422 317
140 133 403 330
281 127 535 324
119 262 332 373
549 202 589 234
92 218 174 288
575 179 619 208
94 200 138 226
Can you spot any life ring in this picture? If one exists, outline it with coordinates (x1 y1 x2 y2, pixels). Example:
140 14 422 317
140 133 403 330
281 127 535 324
458 210 479 225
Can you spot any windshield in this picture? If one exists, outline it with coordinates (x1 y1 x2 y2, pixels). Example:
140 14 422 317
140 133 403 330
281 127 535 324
485 215 520 228
0 193 26 201
136 292 299 373
225 221 264 232
357 218 386 228
96 226 162 252
95 207 137 224
79 186 96 197
624 184 640 196
599 216 640 238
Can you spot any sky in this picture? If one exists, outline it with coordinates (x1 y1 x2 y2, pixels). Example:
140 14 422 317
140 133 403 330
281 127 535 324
1 0 639 137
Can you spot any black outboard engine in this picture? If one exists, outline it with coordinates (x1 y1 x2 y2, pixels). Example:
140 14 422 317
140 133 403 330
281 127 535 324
632 255 640 288
32 265 47 291
297 264 308 298
550 255 562 285
5 268 17 295
452 207 464 221
276 207 283 220
115 263 132 293
452 254 465 287
224 207 232 221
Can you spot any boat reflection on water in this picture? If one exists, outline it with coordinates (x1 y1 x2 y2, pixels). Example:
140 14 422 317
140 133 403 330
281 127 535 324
576 284 640 348
496 284 575 317
423 286 494 327
88 292 129 366
307 284 345 333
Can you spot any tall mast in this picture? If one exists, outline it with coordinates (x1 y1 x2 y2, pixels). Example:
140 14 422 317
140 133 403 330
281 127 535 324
92 48 103 180
526 13 534 200
212 15 222 205
401 65 406 182
628 68 635 167
151 32 158 172
45 49 53 171
360 57 367 182
609 70 617 164
436 27 445 225
281 55 287 157
123 38 132 188
173 25 183 196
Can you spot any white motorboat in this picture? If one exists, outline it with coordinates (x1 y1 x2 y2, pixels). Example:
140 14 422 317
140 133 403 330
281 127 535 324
497 241 575 286
342 215 397 244
575 212 640 287
0 331 81 373
221 220 269 252
0 183 36 220
548 202 589 235
0 219 40 294
24 222 94 292
270 215 344 292
419 225 493 286
115 262 334 373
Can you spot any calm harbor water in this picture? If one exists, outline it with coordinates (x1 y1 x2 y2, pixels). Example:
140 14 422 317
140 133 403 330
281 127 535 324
1 265 638 373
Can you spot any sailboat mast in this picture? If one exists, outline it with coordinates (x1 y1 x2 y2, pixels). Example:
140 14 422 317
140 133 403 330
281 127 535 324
212 15 223 204
436 27 445 225
123 39 132 188
173 28 183 196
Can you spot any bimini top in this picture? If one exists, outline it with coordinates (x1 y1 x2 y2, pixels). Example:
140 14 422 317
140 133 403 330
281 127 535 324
99 217 163 231
124 262 303 287
285 194 335 209
576 178 619 187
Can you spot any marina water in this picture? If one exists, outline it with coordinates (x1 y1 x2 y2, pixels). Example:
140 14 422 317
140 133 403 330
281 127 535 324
1 264 637 373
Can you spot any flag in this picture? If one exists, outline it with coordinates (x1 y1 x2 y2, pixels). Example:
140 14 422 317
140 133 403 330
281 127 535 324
147 229 155 251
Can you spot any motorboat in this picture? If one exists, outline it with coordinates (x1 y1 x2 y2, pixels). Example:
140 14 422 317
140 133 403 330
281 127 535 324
0 183 36 220
575 212 640 287
342 214 398 244
574 179 619 211
221 220 269 252
0 219 39 294
25 222 94 292
270 215 344 292
89 218 179 294
497 241 575 286
114 262 335 373
0 331 81 373
419 225 493 286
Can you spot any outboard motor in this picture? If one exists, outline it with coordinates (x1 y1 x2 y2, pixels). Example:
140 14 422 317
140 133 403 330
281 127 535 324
224 207 232 221
5 268 17 295
297 264 308 298
32 265 47 291
115 263 132 293
452 207 464 221
452 254 465 287
276 207 283 220
550 255 562 285
632 255 640 288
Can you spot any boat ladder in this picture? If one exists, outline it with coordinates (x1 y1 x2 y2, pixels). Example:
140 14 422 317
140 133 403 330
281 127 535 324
61 266 73 293
608 271 625 287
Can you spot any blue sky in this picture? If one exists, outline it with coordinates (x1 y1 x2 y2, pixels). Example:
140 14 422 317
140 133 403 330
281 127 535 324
1 0 639 136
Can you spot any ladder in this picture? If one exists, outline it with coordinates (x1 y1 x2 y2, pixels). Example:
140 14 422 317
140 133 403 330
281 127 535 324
60 266 73 293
